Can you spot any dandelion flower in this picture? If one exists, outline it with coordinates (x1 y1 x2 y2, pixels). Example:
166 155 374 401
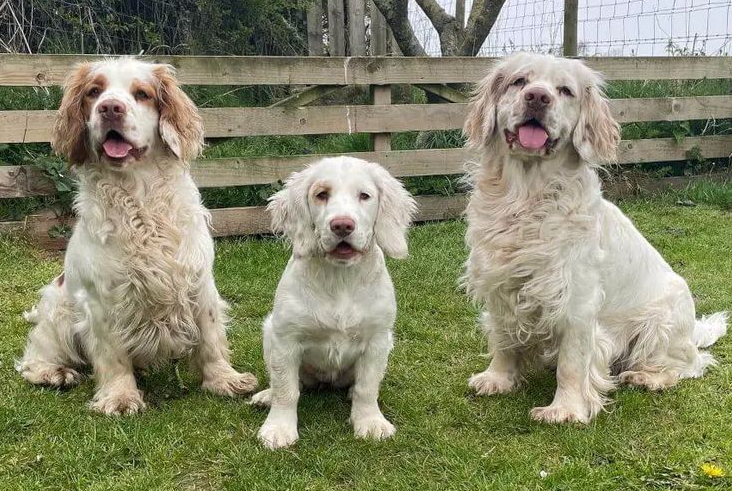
701 463 725 478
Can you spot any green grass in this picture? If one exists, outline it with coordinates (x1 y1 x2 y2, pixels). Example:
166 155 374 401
1 196 731 490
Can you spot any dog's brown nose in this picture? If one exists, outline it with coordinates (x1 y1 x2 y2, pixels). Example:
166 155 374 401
97 99 127 120
330 217 355 237
524 88 553 110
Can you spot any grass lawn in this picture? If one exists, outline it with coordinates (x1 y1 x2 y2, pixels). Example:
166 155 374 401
1 197 731 490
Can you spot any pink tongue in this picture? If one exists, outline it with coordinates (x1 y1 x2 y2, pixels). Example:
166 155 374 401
517 125 549 149
102 139 133 158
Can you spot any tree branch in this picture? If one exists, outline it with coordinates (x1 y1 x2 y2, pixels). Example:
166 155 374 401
460 0 506 55
371 0 427 56
414 0 453 34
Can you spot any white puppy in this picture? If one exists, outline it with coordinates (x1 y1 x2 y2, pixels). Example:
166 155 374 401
17 58 257 414
251 156 417 449
463 52 727 424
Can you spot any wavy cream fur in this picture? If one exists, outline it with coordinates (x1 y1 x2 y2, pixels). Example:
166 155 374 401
251 157 417 449
463 53 727 424
17 58 257 415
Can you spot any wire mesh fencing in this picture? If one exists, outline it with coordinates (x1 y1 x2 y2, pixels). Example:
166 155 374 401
409 0 732 56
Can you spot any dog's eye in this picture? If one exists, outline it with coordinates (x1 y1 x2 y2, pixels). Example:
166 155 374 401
558 86 574 97
135 90 150 101
87 87 101 98
316 191 329 201
359 192 371 201
511 77 527 87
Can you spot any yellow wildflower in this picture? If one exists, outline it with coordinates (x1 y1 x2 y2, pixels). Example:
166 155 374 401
701 463 725 478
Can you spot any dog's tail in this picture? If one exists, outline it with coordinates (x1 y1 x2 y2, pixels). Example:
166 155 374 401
693 312 728 348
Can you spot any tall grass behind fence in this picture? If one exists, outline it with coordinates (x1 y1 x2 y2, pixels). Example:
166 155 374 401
0 54 731 249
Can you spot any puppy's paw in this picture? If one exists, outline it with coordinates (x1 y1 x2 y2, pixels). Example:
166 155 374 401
203 370 258 397
353 416 396 441
90 389 146 416
530 404 589 424
19 363 82 388
619 370 676 391
468 370 518 396
258 422 299 449
248 388 272 407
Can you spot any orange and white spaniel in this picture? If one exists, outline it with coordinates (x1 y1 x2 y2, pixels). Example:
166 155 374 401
17 58 257 415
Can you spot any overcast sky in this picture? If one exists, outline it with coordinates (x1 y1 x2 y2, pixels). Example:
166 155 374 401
408 0 732 56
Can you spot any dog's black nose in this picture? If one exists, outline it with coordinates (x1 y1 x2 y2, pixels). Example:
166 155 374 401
330 217 355 237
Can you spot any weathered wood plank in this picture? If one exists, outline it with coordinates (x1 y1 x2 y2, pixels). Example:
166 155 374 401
1 54 730 87
369 2 387 56
307 1 325 56
3 135 730 198
0 164 57 197
347 0 367 56
415 83 469 103
8 170 732 250
268 85 341 108
327 0 346 56
7 194 468 249
612 95 732 125
4 96 730 143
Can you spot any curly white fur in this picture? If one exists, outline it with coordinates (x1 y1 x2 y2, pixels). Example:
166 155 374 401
17 58 257 415
463 53 727 424
251 156 417 449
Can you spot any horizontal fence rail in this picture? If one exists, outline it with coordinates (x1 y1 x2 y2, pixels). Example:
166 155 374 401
2 96 732 143
0 194 468 250
2 136 731 198
0 54 731 249
1 55 732 86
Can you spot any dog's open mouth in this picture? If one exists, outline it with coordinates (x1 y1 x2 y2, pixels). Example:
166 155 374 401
327 241 360 260
102 130 145 161
505 119 556 151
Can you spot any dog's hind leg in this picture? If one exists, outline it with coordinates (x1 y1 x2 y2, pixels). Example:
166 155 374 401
619 279 727 391
17 275 84 388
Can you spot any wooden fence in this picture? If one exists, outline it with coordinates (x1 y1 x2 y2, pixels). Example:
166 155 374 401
1 54 731 248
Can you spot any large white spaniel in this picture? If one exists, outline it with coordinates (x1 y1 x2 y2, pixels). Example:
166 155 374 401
17 58 257 414
462 53 727 423
250 156 417 449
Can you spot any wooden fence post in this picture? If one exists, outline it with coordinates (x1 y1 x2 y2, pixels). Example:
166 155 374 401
328 0 346 56
455 0 465 27
371 85 391 151
563 0 578 56
347 0 366 56
307 1 324 55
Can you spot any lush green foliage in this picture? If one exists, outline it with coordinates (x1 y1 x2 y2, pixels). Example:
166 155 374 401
5 0 310 56
1 197 731 490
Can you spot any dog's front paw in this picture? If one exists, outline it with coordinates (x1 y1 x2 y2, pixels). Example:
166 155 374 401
19 363 82 388
352 415 396 440
258 421 299 449
530 404 589 424
203 370 258 397
249 388 272 407
468 369 518 396
90 389 146 416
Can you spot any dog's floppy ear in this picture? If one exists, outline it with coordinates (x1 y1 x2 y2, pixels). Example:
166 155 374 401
572 71 620 165
52 62 92 165
463 63 505 149
267 166 318 258
369 163 418 259
154 64 204 162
